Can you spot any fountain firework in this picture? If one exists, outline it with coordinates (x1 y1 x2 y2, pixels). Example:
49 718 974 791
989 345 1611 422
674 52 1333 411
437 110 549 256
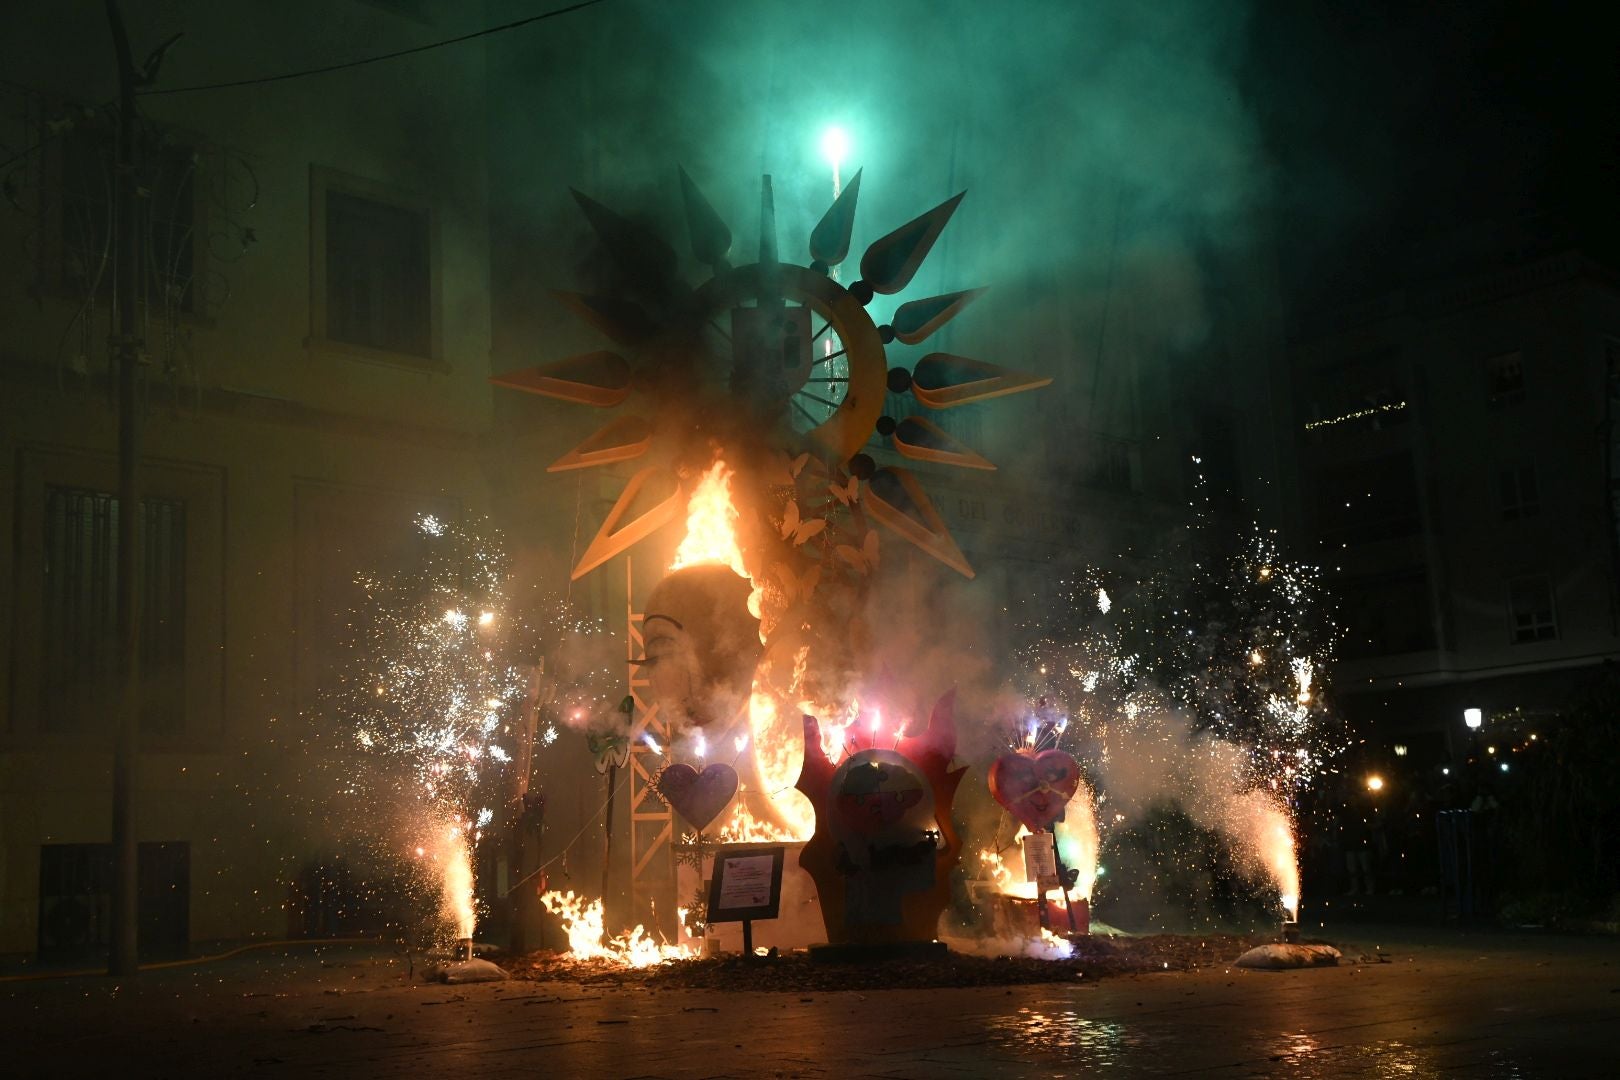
329 514 616 951
1010 518 1342 923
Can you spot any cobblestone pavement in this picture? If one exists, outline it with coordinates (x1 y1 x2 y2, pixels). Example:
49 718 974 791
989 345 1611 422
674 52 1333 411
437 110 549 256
4 925 1617 1078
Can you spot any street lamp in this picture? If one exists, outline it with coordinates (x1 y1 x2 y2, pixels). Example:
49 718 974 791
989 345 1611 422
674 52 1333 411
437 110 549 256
1463 707 1483 730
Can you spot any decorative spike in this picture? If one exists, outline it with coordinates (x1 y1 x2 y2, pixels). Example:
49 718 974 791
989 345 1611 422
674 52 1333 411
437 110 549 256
570 188 677 287
677 166 732 270
570 466 682 580
809 167 862 267
547 415 653 472
858 191 964 295
890 288 986 345
489 350 630 407
756 175 783 311
896 688 957 765
890 416 996 470
551 291 657 347
758 174 778 267
863 466 974 578
910 353 1053 409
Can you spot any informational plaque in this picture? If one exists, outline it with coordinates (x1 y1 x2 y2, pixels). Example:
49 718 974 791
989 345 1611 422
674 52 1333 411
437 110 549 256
706 845 785 923
1022 831 1058 890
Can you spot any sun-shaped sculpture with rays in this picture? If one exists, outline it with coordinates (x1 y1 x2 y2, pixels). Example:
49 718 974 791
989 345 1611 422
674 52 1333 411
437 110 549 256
491 167 1051 596
493 167 1053 948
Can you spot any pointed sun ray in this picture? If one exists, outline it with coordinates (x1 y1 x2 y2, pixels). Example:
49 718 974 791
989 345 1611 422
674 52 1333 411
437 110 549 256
570 188 678 290
547 415 654 472
889 417 995 471
490 350 631 407
890 287 987 345
551 291 658 347
863 466 975 578
810 167 862 268
858 191 964 295
570 466 683 581
909 353 1053 409
678 166 733 271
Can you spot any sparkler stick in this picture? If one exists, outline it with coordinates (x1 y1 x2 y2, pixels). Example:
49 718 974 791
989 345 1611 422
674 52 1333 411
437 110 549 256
1050 824 1079 934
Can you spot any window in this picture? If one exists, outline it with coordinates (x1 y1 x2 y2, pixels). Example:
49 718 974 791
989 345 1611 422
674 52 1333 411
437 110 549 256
1311 451 1422 545
37 842 190 961
42 487 187 733
60 124 197 312
1485 351 1525 407
1085 434 1138 493
319 180 432 358
1335 568 1436 658
1498 462 1539 520
1506 574 1557 643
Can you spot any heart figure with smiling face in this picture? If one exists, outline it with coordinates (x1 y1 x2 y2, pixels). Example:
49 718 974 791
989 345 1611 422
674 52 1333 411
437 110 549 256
988 750 1081 832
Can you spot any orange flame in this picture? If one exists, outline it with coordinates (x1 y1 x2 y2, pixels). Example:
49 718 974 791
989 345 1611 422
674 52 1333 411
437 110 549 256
539 890 694 967
670 458 764 623
716 799 804 844
671 460 749 577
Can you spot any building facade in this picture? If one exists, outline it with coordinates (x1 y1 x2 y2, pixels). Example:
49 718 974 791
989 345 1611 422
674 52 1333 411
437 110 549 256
0 2 496 960
1289 248 1620 760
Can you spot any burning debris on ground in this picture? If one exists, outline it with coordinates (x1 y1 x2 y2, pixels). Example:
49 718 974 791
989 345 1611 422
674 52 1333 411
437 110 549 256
488 931 1333 992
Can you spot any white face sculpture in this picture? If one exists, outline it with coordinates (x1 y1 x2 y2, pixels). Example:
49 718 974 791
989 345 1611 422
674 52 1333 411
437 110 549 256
637 564 761 728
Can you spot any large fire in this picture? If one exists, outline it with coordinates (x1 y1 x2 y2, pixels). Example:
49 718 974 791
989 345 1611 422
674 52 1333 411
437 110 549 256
978 782 1099 903
671 460 749 579
539 890 694 966
667 459 821 839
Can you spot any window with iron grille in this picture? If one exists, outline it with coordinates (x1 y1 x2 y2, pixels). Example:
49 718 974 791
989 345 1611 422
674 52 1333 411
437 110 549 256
324 188 431 357
42 487 187 733
1506 574 1557 644
1485 351 1525 407
1497 462 1539 521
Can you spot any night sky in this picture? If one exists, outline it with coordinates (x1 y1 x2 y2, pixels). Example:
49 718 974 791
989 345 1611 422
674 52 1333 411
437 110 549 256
1243 0 1619 312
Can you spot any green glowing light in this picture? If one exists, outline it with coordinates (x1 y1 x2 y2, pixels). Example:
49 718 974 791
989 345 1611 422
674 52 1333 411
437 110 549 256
820 125 850 169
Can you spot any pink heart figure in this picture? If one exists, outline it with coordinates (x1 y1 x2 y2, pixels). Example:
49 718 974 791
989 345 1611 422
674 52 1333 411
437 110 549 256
988 750 1081 831
655 762 739 831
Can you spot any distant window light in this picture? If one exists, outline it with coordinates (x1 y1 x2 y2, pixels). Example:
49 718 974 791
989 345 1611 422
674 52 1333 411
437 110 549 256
1498 462 1540 521
1506 574 1557 644
1485 351 1525 407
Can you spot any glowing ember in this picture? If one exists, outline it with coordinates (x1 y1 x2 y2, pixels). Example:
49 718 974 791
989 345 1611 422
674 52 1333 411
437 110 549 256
716 800 804 844
539 890 694 967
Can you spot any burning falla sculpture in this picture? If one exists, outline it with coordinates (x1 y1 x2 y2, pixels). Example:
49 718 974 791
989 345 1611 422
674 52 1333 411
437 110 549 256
492 164 1052 948
797 692 964 945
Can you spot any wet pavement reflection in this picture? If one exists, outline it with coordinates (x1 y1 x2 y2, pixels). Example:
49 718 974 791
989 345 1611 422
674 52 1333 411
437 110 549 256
984 1006 1147 1066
